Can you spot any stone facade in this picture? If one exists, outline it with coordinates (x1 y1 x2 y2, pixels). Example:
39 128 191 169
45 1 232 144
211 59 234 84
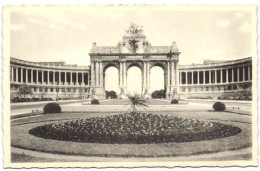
89 23 180 99
10 23 252 100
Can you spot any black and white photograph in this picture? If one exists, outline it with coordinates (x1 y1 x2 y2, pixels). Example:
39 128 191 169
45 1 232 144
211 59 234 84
2 5 258 168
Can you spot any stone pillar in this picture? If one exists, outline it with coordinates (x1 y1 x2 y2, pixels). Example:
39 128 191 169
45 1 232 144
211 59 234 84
248 66 250 80
16 67 18 82
220 70 223 83
25 69 28 83
124 62 127 88
179 71 182 85
31 69 33 83
42 70 44 84
147 62 150 89
21 68 23 83
53 71 55 84
70 72 72 85
11 66 14 82
36 70 38 84
175 61 179 86
198 71 200 84
232 68 234 82
47 71 50 84
76 72 78 85
100 62 103 87
119 62 122 87
203 70 205 84
243 67 245 81
82 72 84 85
91 62 95 86
226 69 228 83
59 71 61 84
209 70 211 84
64 72 67 85
185 71 188 85
191 71 194 84
171 61 175 85
95 62 99 86
144 62 147 88
237 68 240 82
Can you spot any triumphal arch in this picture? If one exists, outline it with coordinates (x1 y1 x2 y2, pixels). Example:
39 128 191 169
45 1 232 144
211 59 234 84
89 23 180 99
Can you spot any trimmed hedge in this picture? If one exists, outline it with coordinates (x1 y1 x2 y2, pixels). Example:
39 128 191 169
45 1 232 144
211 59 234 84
91 99 99 105
171 99 179 104
213 102 226 112
43 103 61 114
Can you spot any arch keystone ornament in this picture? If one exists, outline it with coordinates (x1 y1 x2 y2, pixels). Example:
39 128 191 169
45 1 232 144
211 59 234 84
89 23 181 99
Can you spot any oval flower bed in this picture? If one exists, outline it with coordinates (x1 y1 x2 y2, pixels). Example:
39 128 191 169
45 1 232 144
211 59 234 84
29 113 242 144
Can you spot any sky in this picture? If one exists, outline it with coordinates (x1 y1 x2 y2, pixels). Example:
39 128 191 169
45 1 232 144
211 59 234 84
10 6 254 92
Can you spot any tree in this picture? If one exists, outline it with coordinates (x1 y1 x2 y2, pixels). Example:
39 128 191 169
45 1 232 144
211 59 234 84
127 94 148 113
17 84 32 98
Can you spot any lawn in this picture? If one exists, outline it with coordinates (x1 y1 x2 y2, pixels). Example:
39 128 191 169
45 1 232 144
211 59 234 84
100 99 172 105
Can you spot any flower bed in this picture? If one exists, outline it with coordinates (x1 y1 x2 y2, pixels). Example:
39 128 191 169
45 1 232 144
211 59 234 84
29 113 242 144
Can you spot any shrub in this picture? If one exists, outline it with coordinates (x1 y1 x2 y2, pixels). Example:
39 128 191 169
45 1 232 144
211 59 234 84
43 103 61 114
213 102 226 111
91 99 99 105
171 99 179 104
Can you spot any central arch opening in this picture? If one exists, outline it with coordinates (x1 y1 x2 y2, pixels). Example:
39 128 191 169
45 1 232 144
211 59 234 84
150 66 165 92
127 66 142 95
104 66 119 93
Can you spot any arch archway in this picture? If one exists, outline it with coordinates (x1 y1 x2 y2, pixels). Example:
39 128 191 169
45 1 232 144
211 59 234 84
127 66 142 95
104 66 119 93
150 66 165 92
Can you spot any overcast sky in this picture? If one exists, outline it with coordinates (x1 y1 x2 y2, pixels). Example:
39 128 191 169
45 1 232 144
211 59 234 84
10 6 253 66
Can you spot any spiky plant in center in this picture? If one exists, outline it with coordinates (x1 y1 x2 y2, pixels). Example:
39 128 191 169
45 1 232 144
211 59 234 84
127 94 148 113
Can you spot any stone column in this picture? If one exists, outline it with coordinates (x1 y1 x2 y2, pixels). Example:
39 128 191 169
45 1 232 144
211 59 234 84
16 67 18 82
243 67 245 81
91 62 95 86
226 69 228 83
179 71 182 85
175 61 179 86
76 72 79 85
119 62 122 87
100 62 103 87
70 72 72 85
147 62 150 89
232 68 234 82
64 72 67 85
82 72 84 85
25 68 28 83
203 70 205 84
53 71 55 84
31 69 33 83
198 71 200 84
209 70 211 84
21 68 23 83
171 61 175 85
47 71 50 84
185 71 188 85
124 62 127 88
59 71 61 84
248 66 250 81
237 68 240 82
11 66 14 82
220 70 223 83
144 62 147 88
215 70 217 84
95 62 99 86
191 71 194 84
36 70 38 84
42 70 44 84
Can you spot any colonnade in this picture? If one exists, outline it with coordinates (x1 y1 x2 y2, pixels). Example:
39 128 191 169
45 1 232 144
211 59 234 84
10 66 90 86
166 60 179 96
180 65 252 85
